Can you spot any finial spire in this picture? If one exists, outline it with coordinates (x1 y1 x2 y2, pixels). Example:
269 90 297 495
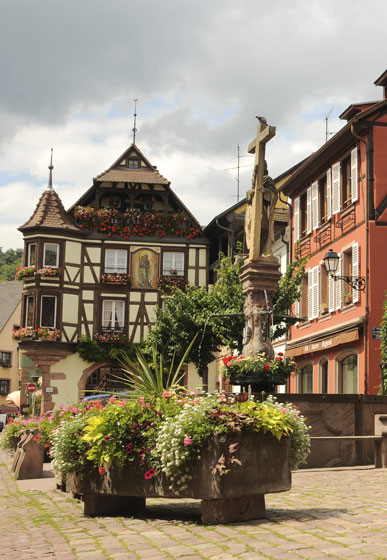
48 148 54 190
132 99 139 143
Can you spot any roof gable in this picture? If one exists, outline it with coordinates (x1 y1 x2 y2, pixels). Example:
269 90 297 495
94 143 169 185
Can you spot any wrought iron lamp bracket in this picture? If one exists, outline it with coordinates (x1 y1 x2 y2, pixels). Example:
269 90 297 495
330 273 366 292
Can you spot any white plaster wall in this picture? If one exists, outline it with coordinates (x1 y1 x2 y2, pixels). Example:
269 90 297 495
49 353 89 407
65 241 82 264
62 294 79 324
86 247 101 262
0 301 21 401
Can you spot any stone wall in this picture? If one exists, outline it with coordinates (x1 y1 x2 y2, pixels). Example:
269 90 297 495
275 394 387 468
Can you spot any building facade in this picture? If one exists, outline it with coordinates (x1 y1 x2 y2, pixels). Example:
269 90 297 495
282 70 387 395
17 144 210 412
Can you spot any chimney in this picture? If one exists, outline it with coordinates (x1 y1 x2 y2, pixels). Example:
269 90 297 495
374 69 387 100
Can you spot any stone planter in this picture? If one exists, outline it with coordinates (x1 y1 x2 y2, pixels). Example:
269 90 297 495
65 431 291 524
229 374 287 393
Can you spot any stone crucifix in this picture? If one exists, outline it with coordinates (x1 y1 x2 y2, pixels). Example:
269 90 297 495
245 117 276 262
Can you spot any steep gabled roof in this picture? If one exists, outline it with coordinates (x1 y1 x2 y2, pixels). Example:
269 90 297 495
0 281 22 333
94 143 169 185
19 188 81 232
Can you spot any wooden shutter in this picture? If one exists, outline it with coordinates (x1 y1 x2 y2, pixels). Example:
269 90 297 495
351 147 358 203
308 270 313 320
307 187 312 234
335 254 342 310
328 272 335 312
311 181 319 230
332 162 341 215
352 242 359 303
326 168 332 220
294 197 300 243
294 299 300 320
311 266 319 319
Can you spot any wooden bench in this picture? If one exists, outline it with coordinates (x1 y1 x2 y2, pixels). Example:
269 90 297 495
309 435 387 468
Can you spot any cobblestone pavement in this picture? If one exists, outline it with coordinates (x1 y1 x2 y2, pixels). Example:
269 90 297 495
2 449 387 560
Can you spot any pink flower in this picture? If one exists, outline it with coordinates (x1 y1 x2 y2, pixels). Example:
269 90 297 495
162 391 172 398
144 468 157 479
184 436 192 446
126 442 133 454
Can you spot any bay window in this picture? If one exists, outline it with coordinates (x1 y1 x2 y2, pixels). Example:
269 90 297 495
43 243 59 268
40 295 57 328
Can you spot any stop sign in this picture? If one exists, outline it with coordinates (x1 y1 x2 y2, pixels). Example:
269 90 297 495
26 383 37 393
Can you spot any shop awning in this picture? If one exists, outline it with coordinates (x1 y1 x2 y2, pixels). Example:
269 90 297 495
287 328 360 358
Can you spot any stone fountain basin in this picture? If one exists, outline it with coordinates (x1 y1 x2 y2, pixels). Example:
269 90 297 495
65 430 291 524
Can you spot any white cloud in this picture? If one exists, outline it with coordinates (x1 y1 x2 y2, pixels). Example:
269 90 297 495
0 0 386 248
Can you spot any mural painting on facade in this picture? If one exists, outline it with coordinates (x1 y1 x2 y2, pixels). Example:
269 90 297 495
131 249 159 289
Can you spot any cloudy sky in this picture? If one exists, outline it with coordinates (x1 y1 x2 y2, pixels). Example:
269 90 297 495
1 0 386 249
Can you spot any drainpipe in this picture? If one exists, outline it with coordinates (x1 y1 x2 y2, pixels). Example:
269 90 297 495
350 121 369 395
279 191 292 266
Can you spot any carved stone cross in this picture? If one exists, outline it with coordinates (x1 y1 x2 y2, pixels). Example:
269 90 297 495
246 119 276 261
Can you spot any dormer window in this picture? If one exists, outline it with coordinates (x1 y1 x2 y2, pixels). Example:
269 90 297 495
128 159 139 169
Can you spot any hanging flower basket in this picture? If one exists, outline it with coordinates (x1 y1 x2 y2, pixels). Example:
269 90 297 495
222 353 295 392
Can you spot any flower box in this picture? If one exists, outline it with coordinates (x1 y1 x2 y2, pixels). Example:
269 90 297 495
101 273 131 286
65 431 291 524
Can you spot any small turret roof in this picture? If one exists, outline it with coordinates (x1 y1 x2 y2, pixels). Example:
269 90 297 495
19 188 80 232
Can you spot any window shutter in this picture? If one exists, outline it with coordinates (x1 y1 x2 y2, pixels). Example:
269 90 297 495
335 254 342 310
351 147 358 203
332 162 341 215
311 181 319 230
326 168 332 220
308 270 313 320
294 299 300 320
312 266 319 319
294 197 300 243
352 243 359 303
328 272 335 312
307 187 312 234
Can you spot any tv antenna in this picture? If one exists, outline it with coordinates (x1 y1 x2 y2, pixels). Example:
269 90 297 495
325 108 335 143
224 145 253 202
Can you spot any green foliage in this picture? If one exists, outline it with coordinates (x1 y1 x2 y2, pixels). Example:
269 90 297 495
144 254 245 376
272 251 309 339
118 337 197 397
75 335 137 364
0 247 23 282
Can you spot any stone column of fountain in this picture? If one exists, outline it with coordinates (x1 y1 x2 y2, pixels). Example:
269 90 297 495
240 118 281 362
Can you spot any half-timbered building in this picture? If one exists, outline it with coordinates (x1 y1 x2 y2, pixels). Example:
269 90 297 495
17 144 209 412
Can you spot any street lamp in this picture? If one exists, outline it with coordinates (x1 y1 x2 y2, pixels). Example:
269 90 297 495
323 248 366 292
